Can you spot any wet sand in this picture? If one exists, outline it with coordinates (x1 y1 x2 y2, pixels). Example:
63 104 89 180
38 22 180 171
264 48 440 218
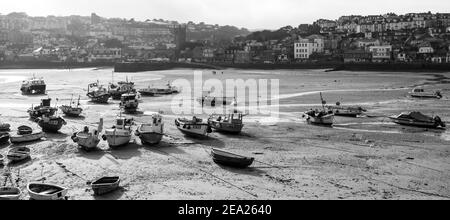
0 68 449 200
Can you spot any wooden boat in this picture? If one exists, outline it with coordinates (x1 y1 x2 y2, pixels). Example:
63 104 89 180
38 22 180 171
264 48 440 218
7 147 31 162
20 75 46 95
27 183 68 200
91 177 120 196
72 119 103 151
60 95 83 117
208 112 244 134
102 116 133 148
10 132 45 144
175 117 212 138
211 148 254 168
28 98 57 119
135 114 164 145
18 126 33 135
0 187 22 200
138 87 155 96
303 93 334 126
87 82 110 104
0 132 10 145
389 112 446 129
120 93 139 113
0 123 11 132
409 88 442 99
37 115 67 133
327 102 366 118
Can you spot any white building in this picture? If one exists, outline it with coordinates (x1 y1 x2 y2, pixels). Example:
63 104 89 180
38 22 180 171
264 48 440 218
294 36 324 59
369 45 392 62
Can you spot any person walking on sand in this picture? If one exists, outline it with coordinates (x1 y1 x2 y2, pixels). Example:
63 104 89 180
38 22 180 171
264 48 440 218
202 96 205 108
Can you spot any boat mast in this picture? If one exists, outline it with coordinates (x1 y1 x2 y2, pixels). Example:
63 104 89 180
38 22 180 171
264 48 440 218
320 92 326 112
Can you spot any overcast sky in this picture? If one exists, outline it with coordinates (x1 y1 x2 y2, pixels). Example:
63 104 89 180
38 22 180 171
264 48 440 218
1 0 449 30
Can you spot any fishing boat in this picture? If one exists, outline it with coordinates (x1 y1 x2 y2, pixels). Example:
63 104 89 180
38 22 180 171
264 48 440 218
303 93 335 126
120 93 139 113
327 102 366 118
0 187 22 200
138 86 155 97
135 114 164 145
27 183 68 200
0 132 10 145
175 116 212 138
389 112 446 129
71 119 103 151
102 116 133 148
409 87 442 99
211 148 254 169
151 82 180 95
10 126 45 144
37 115 67 133
20 75 46 95
60 95 83 117
87 82 110 104
7 147 31 162
0 123 10 132
109 79 136 100
208 112 244 134
91 177 121 196
28 98 57 119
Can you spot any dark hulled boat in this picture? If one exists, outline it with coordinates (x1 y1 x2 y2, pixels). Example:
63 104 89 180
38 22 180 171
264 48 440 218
389 112 446 129
91 177 120 196
37 115 67 133
211 148 254 168
87 82 110 104
28 98 57 119
21 76 46 95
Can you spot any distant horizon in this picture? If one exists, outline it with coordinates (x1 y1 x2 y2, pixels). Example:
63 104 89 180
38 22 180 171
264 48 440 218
1 0 449 30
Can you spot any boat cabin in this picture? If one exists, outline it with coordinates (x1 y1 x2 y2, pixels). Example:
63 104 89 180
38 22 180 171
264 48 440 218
115 117 132 129
152 115 163 126
217 113 243 124
412 88 425 93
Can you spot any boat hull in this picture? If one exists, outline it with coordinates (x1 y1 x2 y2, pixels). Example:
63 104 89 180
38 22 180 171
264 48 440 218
10 132 45 144
88 94 110 104
91 177 120 196
27 183 68 200
0 187 22 200
60 106 82 117
21 85 46 95
104 130 131 148
306 115 334 126
390 118 441 129
175 119 210 138
211 149 254 168
7 147 31 162
209 121 243 134
138 90 155 96
72 132 100 150
38 117 66 133
0 133 10 145
137 132 163 145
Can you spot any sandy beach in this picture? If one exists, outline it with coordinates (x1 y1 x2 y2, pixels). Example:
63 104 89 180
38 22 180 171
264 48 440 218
0 68 449 200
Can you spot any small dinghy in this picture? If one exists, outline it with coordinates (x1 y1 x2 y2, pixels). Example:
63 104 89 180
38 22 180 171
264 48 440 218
135 114 164 145
175 116 212 138
0 187 22 200
389 112 446 129
27 183 68 200
37 115 67 133
91 177 120 196
60 95 83 117
7 147 31 162
72 119 103 151
211 148 254 169
409 88 442 99
10 128 45 144
0 132 10 145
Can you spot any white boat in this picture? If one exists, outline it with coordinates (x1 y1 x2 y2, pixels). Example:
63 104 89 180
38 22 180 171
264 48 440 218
409 88 442 99
10 132 45 144
135 114 164 145
72 119 103 151
389 112 446 129
303 93 335 126
208 112 245 134
0 187 22 200
27 183 68 200
7 147 31 162
103 116 133 148
175 117 212 138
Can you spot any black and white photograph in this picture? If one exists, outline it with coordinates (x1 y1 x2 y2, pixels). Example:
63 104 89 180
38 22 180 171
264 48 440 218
0 0 449 206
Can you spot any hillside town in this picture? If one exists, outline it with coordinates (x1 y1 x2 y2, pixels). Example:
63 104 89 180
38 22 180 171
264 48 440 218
1 12 450 64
